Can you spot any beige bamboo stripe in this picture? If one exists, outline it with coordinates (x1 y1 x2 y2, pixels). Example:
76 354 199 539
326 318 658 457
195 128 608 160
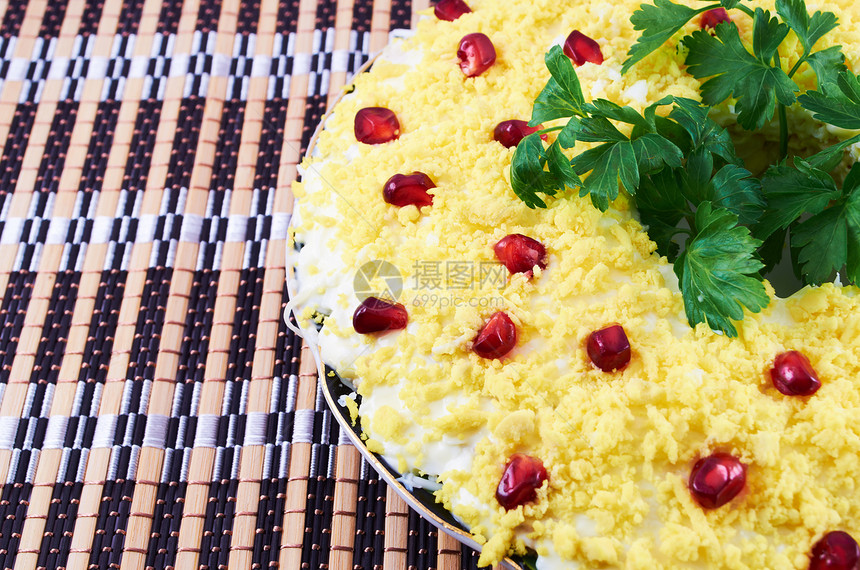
278 343 319 570
275 0 320 219
382 486 409 568
369 0 392 53
411 0 430 29
437 528 463 570
326 0 357 109
63 0 173 563
329 444 361 570
0 0 8 35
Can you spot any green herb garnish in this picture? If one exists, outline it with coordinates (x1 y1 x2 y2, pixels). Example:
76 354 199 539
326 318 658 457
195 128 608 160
510 0 860 336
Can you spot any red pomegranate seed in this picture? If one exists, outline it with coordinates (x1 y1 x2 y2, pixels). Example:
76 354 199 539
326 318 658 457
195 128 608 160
810 531 860 570
434 0 471 21
494 234 547 276
586 324 630 372
689 453 746 509
383 172 436 208
457 33 496 78
473 312 517 359
700 8 731 29
770 350 821 396
353 297 408 334
563 30 604 66
354 107 401 144
493 120 545 148
495 453 548 510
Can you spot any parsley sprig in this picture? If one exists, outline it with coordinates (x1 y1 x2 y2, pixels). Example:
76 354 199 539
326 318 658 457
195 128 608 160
510 0 860 336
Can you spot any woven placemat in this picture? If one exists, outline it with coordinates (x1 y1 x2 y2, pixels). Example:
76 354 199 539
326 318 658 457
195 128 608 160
0 0 492 567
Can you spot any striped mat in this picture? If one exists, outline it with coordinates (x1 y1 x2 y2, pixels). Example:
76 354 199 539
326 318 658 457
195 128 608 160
0 0 486 567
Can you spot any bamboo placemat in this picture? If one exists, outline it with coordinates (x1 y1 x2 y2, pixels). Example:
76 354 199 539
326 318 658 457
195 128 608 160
0 0 488 567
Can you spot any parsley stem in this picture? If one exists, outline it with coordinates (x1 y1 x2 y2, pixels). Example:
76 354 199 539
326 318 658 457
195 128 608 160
734 4 755 18
535 126 564 136
772 49 789 160
787 54 808 79
778 103 788 160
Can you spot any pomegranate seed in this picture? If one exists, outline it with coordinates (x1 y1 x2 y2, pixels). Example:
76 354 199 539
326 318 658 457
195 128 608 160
563 30 604 66
494 234 547 276
770 350 821 396
353 297 408 334
493 120 545 149
689 453 746 509
383 172 436 208
473 312 517 359
495 453 548 510
434 0 471 21
810 531 860 570
354 107 401 144
457 33 496 78
586 324 630 372
700 8 731 29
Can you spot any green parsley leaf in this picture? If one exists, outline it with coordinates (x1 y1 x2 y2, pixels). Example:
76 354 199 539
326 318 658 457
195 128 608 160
531 46 587 125
792 198 848 284
775 0 838 54
720 0 741 9
546 140 582 192
791 163 860 284
674 202 768 336
756 158 839 239
680 146 715 204
576 116 628 143
806 132 860 171
586 99 650 129
632 133 684 174
798 70 860 129
846 178 860 285
642 95 677 128
684 22 798 130
557 117 580 148
636 168 688 259
621 0 706 74
669 97 741 165
804 46 847 93
569 101 682 210
708 164 765 225
758 227 788 275
843 160 860 193
510 132 554 209
574 141 638 210
752 8 790 62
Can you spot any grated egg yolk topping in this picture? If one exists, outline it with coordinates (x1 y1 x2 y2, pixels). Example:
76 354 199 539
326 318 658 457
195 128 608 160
291 0 860 567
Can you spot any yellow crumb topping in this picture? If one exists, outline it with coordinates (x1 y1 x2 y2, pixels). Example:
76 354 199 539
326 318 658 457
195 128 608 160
292 0 860 567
